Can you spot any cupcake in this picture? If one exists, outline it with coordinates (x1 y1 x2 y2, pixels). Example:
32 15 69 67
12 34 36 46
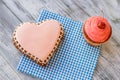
83 16 112 46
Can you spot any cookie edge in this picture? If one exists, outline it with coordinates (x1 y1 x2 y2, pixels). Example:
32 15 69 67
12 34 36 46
12 20 64 66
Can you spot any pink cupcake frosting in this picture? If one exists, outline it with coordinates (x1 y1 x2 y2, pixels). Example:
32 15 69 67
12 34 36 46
84 16 112 43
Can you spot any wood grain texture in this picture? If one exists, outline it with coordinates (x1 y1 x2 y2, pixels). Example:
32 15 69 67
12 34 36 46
0 56 21 80
0 0 120 80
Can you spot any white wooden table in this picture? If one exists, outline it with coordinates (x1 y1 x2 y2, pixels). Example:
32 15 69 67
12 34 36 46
0 0 120 80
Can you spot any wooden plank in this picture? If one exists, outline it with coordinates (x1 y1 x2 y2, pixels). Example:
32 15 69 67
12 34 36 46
93 54 120 80
0 55 21 80
1 0 37 22
0 1 38 80
15 0 120 79
1 0 120 79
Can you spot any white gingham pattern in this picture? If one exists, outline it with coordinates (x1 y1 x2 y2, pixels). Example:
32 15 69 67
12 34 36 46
17 10 101 80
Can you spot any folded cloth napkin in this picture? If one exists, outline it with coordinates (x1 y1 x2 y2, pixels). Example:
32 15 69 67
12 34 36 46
17 10 101 80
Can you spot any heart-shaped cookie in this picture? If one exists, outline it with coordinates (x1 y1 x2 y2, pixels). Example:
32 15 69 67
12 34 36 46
13 20 64 66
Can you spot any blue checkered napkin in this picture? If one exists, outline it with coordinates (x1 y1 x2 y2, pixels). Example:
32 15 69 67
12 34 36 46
17 10 101 80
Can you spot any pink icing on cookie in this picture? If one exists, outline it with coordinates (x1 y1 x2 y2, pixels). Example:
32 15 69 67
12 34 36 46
15 20 61 61
84 16 112 43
